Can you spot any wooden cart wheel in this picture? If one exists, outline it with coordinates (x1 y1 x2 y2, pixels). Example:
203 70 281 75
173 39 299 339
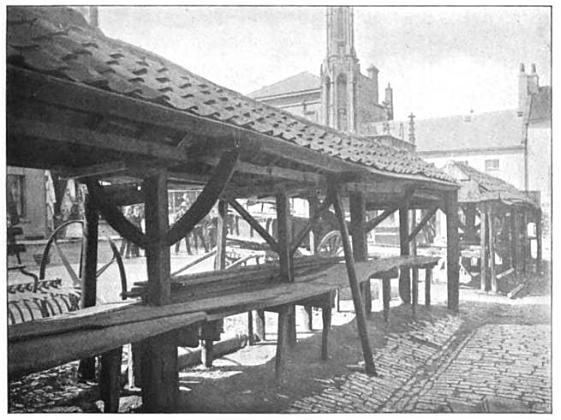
38 220 127 299
317 230 343 256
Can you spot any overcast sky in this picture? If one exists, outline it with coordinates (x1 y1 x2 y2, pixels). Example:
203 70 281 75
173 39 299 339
99 6 551 120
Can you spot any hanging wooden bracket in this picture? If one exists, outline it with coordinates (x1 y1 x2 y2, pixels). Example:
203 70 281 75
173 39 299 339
290 194 333 255
228 198 279 253
407 205 438 243
166 149 239 246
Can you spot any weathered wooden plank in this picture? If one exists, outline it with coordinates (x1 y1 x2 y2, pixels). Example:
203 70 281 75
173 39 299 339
228 199 278 252
332 188 377 376
78 193 98 381
425 268 432 307
382 277 391 322
214 201 228 271
536 210 542 274
445 190 460 311
167 150 238 246
8 311 206 379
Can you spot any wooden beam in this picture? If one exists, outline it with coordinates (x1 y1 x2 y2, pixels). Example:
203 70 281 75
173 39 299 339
344 181 409 195
331 186 377 375
61 161 129 180
8 118 188 165
104 183 145 206
99 347 123 413
78 194 98 381
407 206 438 243
203 156 327 185
350 191 371 315
228 199 278 253
536 210 542 274
480 204 488 292
167 150 238 246
364 207 398 233
410 209 418 313
511 207 520 274
141 168 178 412
445 190 460 311
489 206 497 293
521 211 528 275
290 194 333 255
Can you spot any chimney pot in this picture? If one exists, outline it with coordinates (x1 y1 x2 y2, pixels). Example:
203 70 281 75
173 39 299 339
520 63 525 73
531 63 537 74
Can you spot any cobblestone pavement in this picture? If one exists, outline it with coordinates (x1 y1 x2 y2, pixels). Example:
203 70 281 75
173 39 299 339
287 290 551 414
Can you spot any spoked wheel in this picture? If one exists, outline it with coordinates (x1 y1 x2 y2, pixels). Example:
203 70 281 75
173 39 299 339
39 220 127 299
317 230 343 256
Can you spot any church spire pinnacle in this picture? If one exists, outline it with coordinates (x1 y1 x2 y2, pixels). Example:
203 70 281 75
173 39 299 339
326 7 356 58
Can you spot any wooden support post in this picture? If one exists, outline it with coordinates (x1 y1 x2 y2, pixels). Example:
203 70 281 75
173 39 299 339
350 192 371 316
304 306 313 331
410 209 418 314
141 169 178 413
256 310 265 341
489 206 497 293
202 340 214 368
308 194 321 253
511 208 520 274
521 211 528 275
99 347 123 413
425 268 432 307
275 307 290 379
321 304 332 361
332 188 377 375
382 277 391 322
536 211 542 275
247 311 255 344
445 191 460 312
464 204 477 243
78 193 98 381
480 204 488 291
399 198 411 303
275 191 296 376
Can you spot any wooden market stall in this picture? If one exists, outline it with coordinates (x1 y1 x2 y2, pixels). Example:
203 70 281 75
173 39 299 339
7 7 459 412
442 161 541 292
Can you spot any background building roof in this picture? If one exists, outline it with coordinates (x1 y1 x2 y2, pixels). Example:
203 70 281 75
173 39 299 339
415 109 524 153
247 71 321 99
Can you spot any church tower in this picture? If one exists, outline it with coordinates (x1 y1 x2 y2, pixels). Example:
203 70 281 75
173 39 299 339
321 6 360 133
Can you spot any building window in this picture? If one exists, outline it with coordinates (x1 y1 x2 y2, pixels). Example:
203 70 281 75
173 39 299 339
7 174 25 224
485 159 500 171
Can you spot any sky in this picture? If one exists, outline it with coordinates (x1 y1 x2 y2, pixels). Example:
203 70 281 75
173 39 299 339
98 6 551 120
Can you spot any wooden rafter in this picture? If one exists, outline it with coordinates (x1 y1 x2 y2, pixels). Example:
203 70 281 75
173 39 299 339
407 206 438 243
228 199 278 253
167 149 239 245
290 194 333 255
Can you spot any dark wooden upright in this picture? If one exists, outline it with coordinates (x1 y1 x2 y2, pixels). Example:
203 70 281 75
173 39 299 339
275 192 295 377
399 197 411 303
445 191 460 312
488 206 497 293
410 209 419 312
78 193 98 380
140 169 178 412
511 208 520 274
479 204 488 291
521 210 528 275
350 192 371 315
332 189 377 375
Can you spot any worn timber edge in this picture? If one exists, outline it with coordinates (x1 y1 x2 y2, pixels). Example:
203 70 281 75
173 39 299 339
8 311 206 379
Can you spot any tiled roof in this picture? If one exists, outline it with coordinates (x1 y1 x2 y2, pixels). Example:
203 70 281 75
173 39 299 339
7 6 453 184
248 71 321 99
443 161 537 208
414 110 525 153
529 86 551 123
